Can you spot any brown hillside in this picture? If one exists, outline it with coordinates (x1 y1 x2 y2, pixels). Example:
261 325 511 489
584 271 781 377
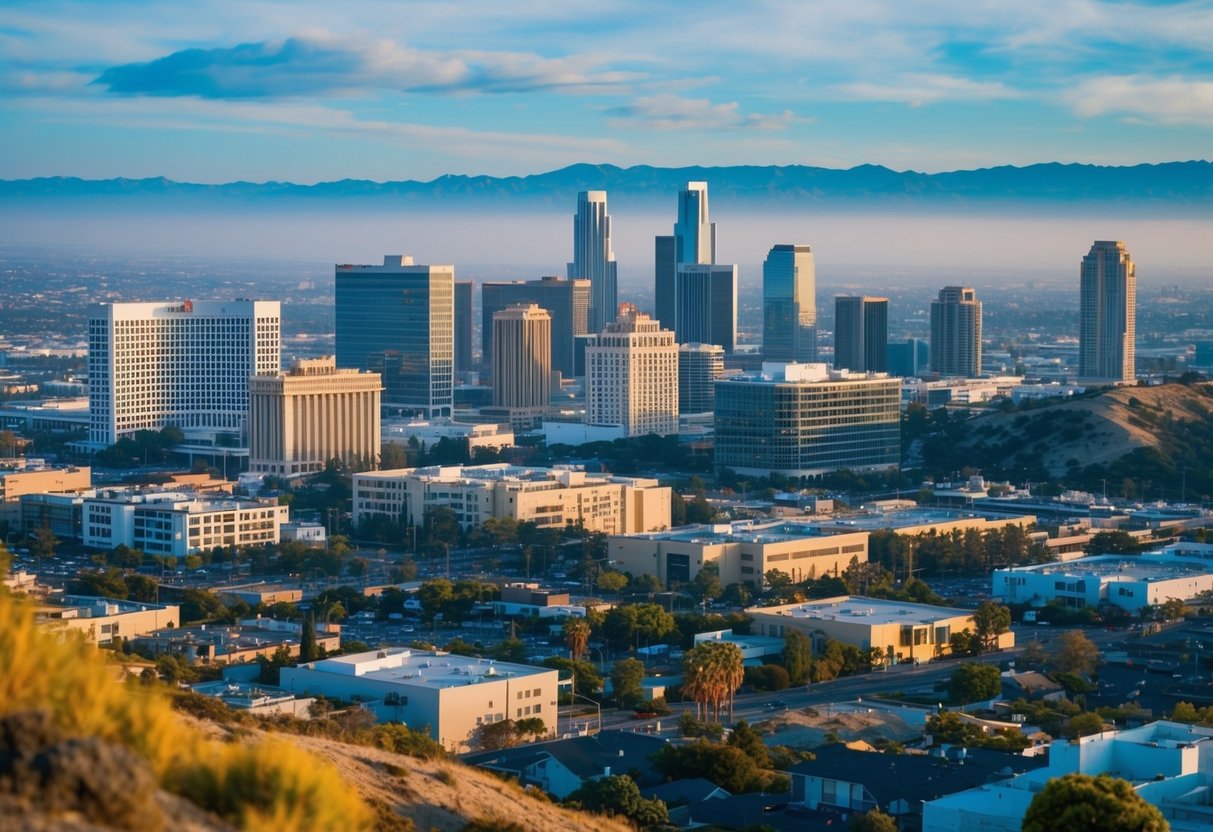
956 382 1213 478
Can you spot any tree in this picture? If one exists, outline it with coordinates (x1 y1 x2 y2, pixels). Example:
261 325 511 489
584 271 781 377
972 600 1012 652
300 616 320 662
682 640 745 722
474 719 522 751
726 719 770 769
565 775 668 827
948 663 1001 704
380 441 409 470
782 630 813 685
691 562 724 603
610 658 646 708
30 525 57 562
1021 773 1168 832
849 808 898 832
563 617 591 662
653 740 765 794
542 656 602 698
596 570 627 594
1050 629 1100 676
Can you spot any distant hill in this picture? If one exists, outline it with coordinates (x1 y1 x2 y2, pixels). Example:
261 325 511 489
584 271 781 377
923 381 1213 498
3 161 1212 211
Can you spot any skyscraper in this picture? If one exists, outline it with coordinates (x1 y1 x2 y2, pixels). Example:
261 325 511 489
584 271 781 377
763 244 817 363
87 299 281 448
930 286 982 378
454 280 474 375
1079 240 1136 383
834 295 888 373
886 338 930 378
655 181 718 332
481 276 589 379
568 191 618 335
586 307 679 437
335 255 453 418
491 304 552 427
679 343 725 414
675 264 738 352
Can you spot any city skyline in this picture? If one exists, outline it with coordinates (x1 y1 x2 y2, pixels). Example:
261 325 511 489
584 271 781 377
3 2 1212 183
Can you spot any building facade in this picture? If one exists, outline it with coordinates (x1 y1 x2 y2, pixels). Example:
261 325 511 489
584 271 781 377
763 244 817 363
87 300 281 447
568 191 618 335
585 307 679 437
714 363 900 478
0 463 90 530
834 295 888 373
1079 240 1136 383
481 276 589 379
655 181 717 333
886 338 930 377
491 304 552 428
335 255 453 418
36 596 181 646
248 357 382 476
678 343 725 414
929 286 982 378
353 463 671 535
675 264 738 352
454 279 474 375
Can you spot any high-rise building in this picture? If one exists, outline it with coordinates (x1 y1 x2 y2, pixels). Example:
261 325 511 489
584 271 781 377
87 300 281 448
763 244 817 363
714 363 901 478
1079 240 1136 383
568 191 618 335
335 255 453 418
491 304 552 428
679 343 725 414
930 286 982 378
834 295 888 373
248 357 382 477
586 307 679 437
655 181 718 333
481 276 589 379
886 338 930 378
454 280 474 375
675 264 737 352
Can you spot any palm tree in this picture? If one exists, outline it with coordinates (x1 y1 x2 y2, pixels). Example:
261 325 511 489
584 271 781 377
683 641 745 723
563 617 591 662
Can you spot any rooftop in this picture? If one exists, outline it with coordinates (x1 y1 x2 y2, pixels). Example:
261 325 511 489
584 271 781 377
1001 554 1213 582
300 648 552 690
816 508 1029 531
628 519 852 545
750 595 973 625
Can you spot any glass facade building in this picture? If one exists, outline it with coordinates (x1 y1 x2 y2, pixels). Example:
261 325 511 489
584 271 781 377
763 244 817 363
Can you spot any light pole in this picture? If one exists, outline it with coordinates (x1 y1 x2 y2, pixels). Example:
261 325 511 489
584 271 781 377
569 691 602 736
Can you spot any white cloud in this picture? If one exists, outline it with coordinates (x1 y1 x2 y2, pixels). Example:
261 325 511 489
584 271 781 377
607 94 796 131
1067 74 1213 127
836 74 1022 107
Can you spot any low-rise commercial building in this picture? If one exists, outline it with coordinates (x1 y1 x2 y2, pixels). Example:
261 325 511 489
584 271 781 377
813 507 1037 538
353 463 670 535
133 616 339 665
35 596 180 646
610 519 868 587
747 595 1013 663
279 648 560 752
494 583 584 618
0 462 90 530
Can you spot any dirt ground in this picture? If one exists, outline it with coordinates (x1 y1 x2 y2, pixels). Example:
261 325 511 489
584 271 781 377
756 707 921 749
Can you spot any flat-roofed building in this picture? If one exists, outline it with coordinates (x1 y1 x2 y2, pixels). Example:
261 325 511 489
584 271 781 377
133 616 340 665
279 648 560 752
678 343 725 414
36 596 180 646
249 356 382 477
747 595 1012 663
585 307 679 437
0 463 90 529
610 519 869 587
812 507 1037 538
353 463 670 535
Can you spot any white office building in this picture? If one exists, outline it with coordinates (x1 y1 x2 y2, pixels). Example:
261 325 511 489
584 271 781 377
87 300 281 448
585 306 679 437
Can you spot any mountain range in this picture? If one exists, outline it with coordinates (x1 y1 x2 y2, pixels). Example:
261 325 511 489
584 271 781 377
3 161 1211 211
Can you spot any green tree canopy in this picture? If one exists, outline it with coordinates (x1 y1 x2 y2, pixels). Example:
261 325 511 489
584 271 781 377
849 808 898 832
1049 629 1100 676
609 658 646 708
1021 773 1168 832
565 774 668 827
948 663 1001 704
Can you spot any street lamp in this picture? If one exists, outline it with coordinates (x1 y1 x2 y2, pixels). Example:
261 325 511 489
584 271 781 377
569 691 602 736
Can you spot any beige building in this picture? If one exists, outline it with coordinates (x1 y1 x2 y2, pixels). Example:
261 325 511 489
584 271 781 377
586 306 679 437
491 304 552 430
0 463 91 529
353 463 670 535
610 519 869 587
249 356 382 476
280 648 560 752
133 616 340 665
930 286 982 378
747 595 1015 663
36 596 181 647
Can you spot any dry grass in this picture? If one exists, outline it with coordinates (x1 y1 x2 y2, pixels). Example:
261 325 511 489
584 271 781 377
0 592 372 831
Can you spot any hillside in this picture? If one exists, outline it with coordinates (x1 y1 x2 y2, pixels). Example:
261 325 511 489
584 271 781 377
923 381 1213 498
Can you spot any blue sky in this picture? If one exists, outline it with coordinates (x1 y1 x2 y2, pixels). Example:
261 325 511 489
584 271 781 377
3 0 1213 183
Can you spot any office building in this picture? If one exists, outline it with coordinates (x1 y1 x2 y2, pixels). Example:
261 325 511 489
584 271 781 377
481 276 589 379
714 363 900 478
454 280 474 375
36 596 181 647
0 463 90 530
679 343 725 414
87 300 281 448
763 244 817 363
335 255 453 418
280 648 560 752
1079 240 1136 383
491 304 551 429
655 181 718 332
834 295 888 372
248 356 382 477
886 338 930 377
354 462 670 535
675 264 737 352
568 191 618 335
929 286 982 378
585 307 679 437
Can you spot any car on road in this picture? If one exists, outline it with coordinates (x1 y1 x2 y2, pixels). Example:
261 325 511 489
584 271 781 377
765 700 789 711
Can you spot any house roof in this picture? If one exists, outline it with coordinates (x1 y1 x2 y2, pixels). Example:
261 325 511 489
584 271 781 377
1004 671 1064 695
462 731 669 785
685 791 849 832
641 777 729 806
787 744 1047 811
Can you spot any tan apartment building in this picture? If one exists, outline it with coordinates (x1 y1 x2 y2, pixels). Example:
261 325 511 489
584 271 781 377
249 356 382 476
36 596 181 647
585 306 679 437
491 304 552 430
353 463 670 535
610 519 869 587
